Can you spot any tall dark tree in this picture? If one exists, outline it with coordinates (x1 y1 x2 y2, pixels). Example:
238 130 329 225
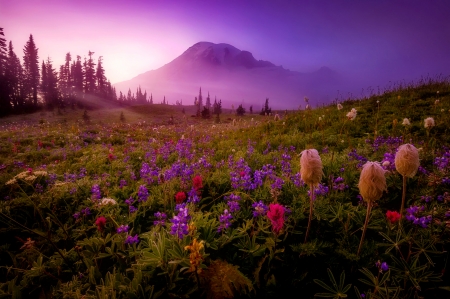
149 93 153 104
71 55 83 96
197 87 203 116
96 56 106 96
83 51 96 93
23 34 40 106
41 57 59 108
205 92 211 110
6 41 23 111
261 98 272 115
0 28 10 114
59 52 71 100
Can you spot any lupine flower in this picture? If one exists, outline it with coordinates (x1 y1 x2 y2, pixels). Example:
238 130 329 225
187 188 200 203
154 211 167 226
218 209 233 233
175 191 186 204
137 185 149 202
125 234 139 245
381 262 389 272
91 184 101 200
116 225 129 234
252 201 269 217
267 203 285 234
95 216 107 231
386 210 401 223
170 205 190 239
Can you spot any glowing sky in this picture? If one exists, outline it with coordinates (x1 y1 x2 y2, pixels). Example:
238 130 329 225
2 0 450 93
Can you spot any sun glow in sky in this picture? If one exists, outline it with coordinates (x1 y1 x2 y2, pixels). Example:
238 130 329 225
2 0 450 90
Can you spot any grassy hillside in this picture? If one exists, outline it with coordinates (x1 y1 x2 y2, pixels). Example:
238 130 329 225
0 79 449 298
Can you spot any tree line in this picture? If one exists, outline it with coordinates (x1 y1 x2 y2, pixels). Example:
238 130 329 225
0 28 154 116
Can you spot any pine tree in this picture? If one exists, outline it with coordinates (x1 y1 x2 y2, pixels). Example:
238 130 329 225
71 55 83 96
206 92 211 110
0 28 11 115
149 93 153 104
96 56 106 97
23 34 40 107
236 104 246 116
84 51 96 93
41 57 59 108
6 41 23 112
197 87 203 116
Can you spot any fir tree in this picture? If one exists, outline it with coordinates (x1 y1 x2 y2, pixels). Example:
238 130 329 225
236 104 246 116
23 34 40 107
0 28 11 114
84 51 96 93
96 56 106 96
6 41 23 112
197 87 203 116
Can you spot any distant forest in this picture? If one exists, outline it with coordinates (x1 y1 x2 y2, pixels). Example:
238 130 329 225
0 28 155 117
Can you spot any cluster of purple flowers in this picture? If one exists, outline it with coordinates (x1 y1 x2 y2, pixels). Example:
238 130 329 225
369 136 403 152
230 158 255 190
381 152 396 171
420 195 433 203
170 204 190 239
125 234 139 245
252 201 269 218
332 176 348 191
280 153 292 175
290 173 305 188
307 183 329 197
376 260 389 272
225 193 241 213
73 207 91 220
137 185 149 202
35 183 43 193
434 148 450 170
116 224 129 234
91 184 101 200
154 211 167 226
405 206 432 228
125 197 137 213
218 209 233 233
140 162 160 184
164 162 194 185
187 188 200 204
175 139 194 160
348 149 368 168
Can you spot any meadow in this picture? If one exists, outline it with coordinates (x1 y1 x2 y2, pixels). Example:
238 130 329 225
0 79 449 299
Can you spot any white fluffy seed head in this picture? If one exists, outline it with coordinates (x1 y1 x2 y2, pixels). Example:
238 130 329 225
395 143 420 178
424 117 435 128
300 149 323 186
358 161 387 202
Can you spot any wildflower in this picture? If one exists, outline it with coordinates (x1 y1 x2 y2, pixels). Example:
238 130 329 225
193 175 203 190
402 118 410 126
170 205 190 239
154 211 167 226
20 238 35 250
100 198 117 206
218 209 233 233
267 203 285 234
358 162 386 203
252 201 269 217
116 225 129 234
95 216 107 231
184 238 205 274
125 234 139 245
337 103 343 110
386 210 401 223
187 188 200 204
137 185 149 202
381 262 389 272
424 117 435 128
300 149 323 187
346 108 357 120
175 191 186 204
91 184 101 200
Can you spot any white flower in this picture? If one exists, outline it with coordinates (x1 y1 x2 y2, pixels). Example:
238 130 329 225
319 117 322 121
402 118 410 126
435 100 439 105
346 108 357 120
424 117 435 128
337 103 343 110
100 198 117 205
382 161 390 167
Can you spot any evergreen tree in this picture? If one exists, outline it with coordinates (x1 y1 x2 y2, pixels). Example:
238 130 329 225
83 51 96 93
197 87 203 116
206 92 211 110
41 57 59 108
0 28 11 115
236 104 246 116
260 98 272 115
213 97 222 116
96 56 106 97
23 34 40 107
149 93 153 104
71 55 83 97
6 41 23 112
127 88 132 102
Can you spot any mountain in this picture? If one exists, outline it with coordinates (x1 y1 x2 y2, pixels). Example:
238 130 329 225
114 42 344 109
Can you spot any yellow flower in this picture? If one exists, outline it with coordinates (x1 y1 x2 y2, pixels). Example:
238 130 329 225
184 238 205 274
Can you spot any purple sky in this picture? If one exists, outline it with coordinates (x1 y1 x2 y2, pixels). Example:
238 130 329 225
2 0 450 95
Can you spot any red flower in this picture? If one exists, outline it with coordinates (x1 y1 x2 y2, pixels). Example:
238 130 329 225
193 175 203 190
95 216 107 231
386 210 401 223
175 191 186 204
267 203 285 234
108 153 115 161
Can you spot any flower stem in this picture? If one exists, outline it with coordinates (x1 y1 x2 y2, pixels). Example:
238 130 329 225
304 184 314 243
357 201 372 256
400 175 407 218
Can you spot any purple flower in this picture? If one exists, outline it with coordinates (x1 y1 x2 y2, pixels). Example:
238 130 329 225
117 225 129 233
170 205 190 239
129 206 137 213
73 212 81 219
119 179 127 189
252 201 269 218
91 184 101 200
125 234 139 245
137 185 149 202
218 209 233 233
187 187 200 204
154 211 167 226
35 183 43 193
81 207 91 216
381 262 389 272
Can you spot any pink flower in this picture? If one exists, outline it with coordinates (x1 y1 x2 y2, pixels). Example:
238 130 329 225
95 216 107 231
267 203 285 234
175 191 186 204
193 175 203 190
386 211 401 223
